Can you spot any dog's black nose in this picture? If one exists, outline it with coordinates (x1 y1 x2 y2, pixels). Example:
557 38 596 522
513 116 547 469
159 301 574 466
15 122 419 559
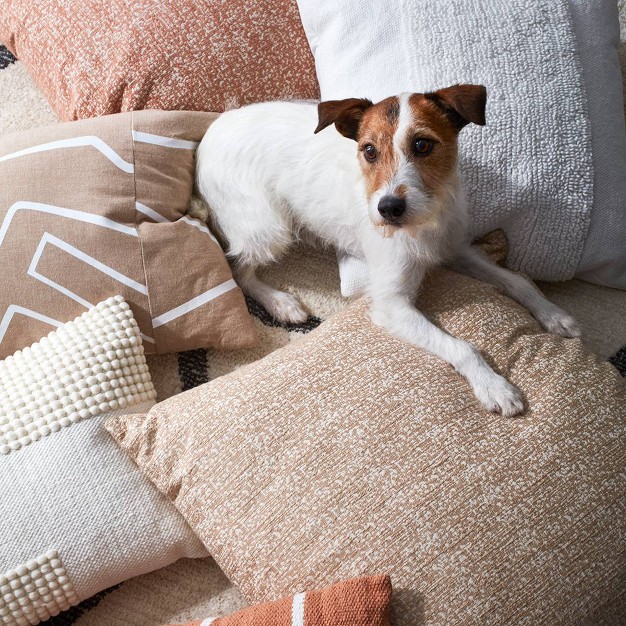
378 196 406 220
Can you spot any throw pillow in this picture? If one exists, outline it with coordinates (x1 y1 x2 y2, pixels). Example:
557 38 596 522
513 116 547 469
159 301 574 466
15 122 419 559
0 0 319 121
0 109 257 359
165 576 391 626
295 0 626 288
107 266 626 624
0 296 207 626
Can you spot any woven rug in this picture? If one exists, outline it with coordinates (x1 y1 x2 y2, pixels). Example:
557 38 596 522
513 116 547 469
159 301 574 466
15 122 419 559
1 31 626 624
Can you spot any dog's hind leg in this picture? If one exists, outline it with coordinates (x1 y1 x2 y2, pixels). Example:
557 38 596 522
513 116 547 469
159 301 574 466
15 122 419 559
215 196 309 324
234 264 309 324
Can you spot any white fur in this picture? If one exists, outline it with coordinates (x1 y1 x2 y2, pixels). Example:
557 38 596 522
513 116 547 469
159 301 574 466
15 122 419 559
196 99 580 416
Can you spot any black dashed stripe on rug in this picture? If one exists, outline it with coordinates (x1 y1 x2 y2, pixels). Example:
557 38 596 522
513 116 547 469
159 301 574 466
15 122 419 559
178 348 210 390
0 45 16 70
245 296 322 333
44 585 120 626
609 346 626 377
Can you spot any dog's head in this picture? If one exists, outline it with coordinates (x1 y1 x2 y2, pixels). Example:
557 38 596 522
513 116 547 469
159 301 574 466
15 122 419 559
315 85 486 235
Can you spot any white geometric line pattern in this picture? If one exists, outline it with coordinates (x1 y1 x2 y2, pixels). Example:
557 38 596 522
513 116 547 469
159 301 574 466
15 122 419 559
0 306 63 345
24 233 156 346
0 201 138 247
1 195 229 349
135 202 169 223
291 592 306 626
132 130 199 150
0 300 154 349
135 202 220 245
0 136 134 173
180 215 220 245
0 304 156 343
28 235 92 309
152 279 237 329
200 619 217 626
29 233 148 297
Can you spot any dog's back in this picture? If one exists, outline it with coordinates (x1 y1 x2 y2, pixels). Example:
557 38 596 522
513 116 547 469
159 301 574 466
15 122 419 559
195 101 366 264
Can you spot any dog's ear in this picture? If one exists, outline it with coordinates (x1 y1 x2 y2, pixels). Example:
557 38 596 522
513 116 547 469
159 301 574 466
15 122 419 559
315 98 373 140
425 84 487 130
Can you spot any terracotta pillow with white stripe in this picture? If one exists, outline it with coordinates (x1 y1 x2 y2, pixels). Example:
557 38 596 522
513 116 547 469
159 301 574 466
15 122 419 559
0 110 257 358
166 575 391 626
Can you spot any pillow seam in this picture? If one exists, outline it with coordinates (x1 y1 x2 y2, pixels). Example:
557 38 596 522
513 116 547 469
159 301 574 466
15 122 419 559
130 110 157 347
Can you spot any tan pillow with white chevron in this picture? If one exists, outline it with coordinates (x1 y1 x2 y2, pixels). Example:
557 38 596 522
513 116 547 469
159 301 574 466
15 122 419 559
0 110 257 358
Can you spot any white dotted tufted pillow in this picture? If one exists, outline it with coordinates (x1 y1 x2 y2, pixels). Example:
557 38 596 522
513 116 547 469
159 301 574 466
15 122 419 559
0 296 206 626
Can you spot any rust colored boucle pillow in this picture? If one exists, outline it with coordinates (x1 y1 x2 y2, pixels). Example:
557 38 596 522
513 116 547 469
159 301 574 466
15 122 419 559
165 575 391 626
0 0 319 121
107 259 626 624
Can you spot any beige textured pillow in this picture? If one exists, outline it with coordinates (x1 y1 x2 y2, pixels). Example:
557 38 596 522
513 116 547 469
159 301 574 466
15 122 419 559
0 0 319 121
107 264 626 625
0 109 257 358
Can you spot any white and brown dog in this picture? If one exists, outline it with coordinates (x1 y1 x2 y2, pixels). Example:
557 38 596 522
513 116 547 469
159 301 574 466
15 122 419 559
195 85 580 416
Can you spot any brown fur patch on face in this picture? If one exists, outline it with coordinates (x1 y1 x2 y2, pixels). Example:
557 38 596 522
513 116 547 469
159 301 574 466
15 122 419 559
395 184 408 199
404 94 460 196
357 96 400 197
386 99 399 124
356 94 460 202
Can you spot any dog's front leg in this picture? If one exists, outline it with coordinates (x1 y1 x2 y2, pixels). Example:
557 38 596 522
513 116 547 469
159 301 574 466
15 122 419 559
452 245 580 338
364 245 524 416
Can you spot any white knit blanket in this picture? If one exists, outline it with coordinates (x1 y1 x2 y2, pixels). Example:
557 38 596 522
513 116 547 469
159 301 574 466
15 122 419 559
297 0 595 280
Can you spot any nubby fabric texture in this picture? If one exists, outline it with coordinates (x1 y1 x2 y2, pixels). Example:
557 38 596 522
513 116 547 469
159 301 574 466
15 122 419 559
568 0 626 287
165 576 391 626
296 0 626 287
0 297 207 626
0 0 319 121
0 110 257 358
108 260 626 625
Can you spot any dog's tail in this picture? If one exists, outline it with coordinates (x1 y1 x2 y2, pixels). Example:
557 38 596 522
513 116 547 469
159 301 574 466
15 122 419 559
223 97 240 112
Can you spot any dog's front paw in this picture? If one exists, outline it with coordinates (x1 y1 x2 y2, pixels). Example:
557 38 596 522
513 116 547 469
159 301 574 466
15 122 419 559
473 374 524 417
536 307 581 338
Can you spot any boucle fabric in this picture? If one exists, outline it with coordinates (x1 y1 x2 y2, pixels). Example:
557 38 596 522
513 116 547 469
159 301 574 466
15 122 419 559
296 0 600 283
568 0 626 287
0 296 207 626
108 261 626 625
0 0 319 121
166 576 391 626
0 110 257 358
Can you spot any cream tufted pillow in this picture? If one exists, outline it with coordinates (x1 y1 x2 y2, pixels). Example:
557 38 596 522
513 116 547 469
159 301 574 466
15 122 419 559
0 296 206 626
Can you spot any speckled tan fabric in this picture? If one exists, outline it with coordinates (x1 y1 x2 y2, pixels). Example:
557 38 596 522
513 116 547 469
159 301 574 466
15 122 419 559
0 109 257 357
0 0 319 121
108 262 626 625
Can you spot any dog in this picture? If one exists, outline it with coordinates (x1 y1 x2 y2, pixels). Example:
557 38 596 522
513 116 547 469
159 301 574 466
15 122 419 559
195 84 580 417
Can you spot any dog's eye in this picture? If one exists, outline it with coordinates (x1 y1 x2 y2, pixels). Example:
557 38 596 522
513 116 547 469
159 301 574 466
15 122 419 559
363 144 378 162
413 138 434 157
